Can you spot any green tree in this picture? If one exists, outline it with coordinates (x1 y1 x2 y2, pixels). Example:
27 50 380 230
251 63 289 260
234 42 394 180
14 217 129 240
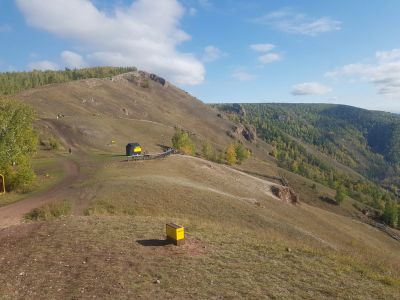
335 186 345 205
225 144 237 165
172 130 195 155
235 143 251 164
383 199 398 228
0 98 38 191
202 141 215 161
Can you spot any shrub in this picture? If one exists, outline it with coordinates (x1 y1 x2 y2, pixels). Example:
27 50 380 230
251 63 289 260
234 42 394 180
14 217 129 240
25 200 71 221
172 130 195 155
49 137 59 150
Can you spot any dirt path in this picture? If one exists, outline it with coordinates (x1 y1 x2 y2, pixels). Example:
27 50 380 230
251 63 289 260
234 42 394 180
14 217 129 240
0 159 80 229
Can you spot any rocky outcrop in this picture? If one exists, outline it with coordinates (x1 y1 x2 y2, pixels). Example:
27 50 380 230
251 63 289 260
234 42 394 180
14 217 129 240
149 73 168 87
271 186 300 204
231 103 246 117
242 124 256 143
111 71 168 88
227 124 257 143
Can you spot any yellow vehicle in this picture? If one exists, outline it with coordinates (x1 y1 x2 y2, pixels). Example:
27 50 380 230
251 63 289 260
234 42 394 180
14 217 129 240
126 143 142 156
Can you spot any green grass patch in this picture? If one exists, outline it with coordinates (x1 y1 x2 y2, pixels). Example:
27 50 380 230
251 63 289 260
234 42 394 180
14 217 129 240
25 200 71 221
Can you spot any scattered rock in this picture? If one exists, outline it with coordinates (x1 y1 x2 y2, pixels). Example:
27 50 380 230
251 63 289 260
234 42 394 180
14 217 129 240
286 247 292 252
155 279 161 284
271 186 300 204
122 108 129 116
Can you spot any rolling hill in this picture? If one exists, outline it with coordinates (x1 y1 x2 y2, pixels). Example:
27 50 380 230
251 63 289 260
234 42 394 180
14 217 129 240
0 70 399 299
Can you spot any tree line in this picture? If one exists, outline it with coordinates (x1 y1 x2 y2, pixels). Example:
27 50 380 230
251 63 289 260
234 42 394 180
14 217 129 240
0 67 137 95
172 129 250 166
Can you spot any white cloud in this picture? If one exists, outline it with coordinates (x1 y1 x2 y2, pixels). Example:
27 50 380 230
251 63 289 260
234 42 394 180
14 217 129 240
376 49 400 62
258 53 281 64
254 8 341 36
231 70 255 81
250 43 275 52
16 0 205 85
326 49 400 97
0 24 12 32
61 51 87 69
202 45 225 62
250 43 281 64
28 60 60 71
291 82 332 96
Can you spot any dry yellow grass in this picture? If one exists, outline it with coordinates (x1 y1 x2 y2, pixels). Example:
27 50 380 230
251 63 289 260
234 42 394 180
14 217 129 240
0 215 399 299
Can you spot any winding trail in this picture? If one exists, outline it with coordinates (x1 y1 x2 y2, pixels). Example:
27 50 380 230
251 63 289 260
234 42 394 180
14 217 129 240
0 159 80 229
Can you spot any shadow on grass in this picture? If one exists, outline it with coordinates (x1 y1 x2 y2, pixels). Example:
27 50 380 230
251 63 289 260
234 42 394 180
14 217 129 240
136 239 172 247
319 196 337 206
97 153 126 158
157 144 172 151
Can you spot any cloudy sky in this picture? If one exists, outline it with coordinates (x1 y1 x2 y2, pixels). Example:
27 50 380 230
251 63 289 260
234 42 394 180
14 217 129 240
1 0 400 112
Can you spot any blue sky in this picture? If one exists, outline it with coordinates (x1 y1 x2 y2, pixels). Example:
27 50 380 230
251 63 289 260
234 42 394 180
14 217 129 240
1 1 400 112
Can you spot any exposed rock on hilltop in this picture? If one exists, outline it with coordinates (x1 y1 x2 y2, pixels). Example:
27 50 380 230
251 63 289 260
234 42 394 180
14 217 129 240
149 73 168 87
111 70 168 88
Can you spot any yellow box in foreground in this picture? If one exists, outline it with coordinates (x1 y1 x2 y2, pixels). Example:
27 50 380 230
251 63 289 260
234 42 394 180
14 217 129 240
166 223 185 244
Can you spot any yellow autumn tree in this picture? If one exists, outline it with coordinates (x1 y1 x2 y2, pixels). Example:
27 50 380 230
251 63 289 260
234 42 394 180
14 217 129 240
172 130 195 155
225 144 237 165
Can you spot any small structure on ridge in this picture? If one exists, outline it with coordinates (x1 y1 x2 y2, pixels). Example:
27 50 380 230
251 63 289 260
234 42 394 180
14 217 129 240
126 142 142 156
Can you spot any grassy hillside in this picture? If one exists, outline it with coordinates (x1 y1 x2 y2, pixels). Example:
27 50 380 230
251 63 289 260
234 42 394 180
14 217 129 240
17 71 235 155
0 73 399 298
1 155 399 299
